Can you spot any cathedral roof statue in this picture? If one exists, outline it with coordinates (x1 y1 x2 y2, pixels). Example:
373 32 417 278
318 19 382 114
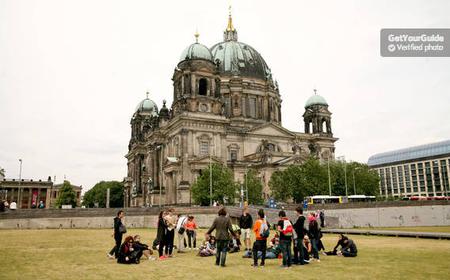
210 7 273 81
135 92 158 116
305 89 328 108
179 32 214 62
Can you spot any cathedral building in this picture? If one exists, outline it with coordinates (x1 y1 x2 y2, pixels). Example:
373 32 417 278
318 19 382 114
124 13 338 207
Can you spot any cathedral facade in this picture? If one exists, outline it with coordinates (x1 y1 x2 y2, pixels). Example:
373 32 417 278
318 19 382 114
124 14 337 207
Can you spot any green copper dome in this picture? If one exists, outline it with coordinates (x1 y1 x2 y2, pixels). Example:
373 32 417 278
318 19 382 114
210 41 272 81
135 96 158 117
305 94 328 108
180 42 213 62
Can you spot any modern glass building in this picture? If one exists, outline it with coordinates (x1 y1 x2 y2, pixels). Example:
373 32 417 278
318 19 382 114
368 140 450 198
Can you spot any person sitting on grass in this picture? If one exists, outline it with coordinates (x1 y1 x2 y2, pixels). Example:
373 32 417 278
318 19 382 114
324 234 348 255
228 230 241 253
265 235 281 259
338 238 358 257
198 236 217 257
118 236 141 264
133 235 155 261
301 235 312 263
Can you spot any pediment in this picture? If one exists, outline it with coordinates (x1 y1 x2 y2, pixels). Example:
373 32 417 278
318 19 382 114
247 123 295 137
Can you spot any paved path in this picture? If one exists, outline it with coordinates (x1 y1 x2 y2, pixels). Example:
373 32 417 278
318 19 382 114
322 228 450 240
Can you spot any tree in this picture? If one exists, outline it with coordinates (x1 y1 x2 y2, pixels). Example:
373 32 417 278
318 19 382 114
55 180 77 208
191 163 238 206
268 157 380 202
269 170 291 201
292 157 328 202
245 169 264 205
0 167 5 178
82 181 124 208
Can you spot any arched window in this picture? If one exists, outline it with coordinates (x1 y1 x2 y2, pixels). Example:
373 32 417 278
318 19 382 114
322 119 327 133
198 78 207 96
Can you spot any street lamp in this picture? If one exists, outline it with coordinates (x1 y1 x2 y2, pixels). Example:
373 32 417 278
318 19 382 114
209 143 215 206
337 156 348 197
352 167 361 195
156 145 163 208
18 159 22 208
245 164 252 204
327 154 332 196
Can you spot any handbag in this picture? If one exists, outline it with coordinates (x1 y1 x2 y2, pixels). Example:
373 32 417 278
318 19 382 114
119 224 127 234
178 227 185 235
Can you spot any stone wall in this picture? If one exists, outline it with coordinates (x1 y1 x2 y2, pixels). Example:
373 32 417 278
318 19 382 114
324 205 450 228
1 204 450 229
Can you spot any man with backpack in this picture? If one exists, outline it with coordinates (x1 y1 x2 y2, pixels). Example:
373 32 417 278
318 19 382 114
277 210 293 268
252 209 269 267
293 206 308 265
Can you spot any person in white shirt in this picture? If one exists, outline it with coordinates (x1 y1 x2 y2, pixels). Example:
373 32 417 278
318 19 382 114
176 214 188 253
10 201 17 210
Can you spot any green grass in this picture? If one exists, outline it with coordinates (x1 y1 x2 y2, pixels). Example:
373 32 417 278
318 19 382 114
0 228 449 280
355 226 450 233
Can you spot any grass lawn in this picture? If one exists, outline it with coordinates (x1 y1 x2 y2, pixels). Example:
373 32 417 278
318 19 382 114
355 226 450 233
0 228 449 280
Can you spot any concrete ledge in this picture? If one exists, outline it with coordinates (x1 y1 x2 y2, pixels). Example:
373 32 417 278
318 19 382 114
322 228 450 240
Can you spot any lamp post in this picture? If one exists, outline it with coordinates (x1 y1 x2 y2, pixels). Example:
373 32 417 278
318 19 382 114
352 167 361 195
209 144 214 206
18 159 22 208
337 156 348 197
327 154 332 196
156 145 163 208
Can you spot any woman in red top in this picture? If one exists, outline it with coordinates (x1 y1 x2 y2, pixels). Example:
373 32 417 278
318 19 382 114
185 215 198 249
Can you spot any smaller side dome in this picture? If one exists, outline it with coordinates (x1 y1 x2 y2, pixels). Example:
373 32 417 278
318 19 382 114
135 93 158 117
305 94 328 108
180 42 213 62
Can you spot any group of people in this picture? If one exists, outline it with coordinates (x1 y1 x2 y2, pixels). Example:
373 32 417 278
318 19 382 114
0 200 18 211
107 206 357 268
0 199 45 211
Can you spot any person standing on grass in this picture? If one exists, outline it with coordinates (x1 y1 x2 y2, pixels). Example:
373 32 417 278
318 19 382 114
185 215 198 249
277 210 293 268
206 207 236 267
293 206 307 265
176 214 188 253
164 208 177 257
252 209 269 267
239 207 253 252
319 210 325 228
107 210 125 259
308 213 321 262
156 210 168 260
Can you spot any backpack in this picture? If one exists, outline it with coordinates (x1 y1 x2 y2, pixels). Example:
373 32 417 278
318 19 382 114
281 219 293 236
260 220 270 238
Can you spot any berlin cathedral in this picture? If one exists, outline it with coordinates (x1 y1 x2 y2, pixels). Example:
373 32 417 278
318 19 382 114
124 12 338 207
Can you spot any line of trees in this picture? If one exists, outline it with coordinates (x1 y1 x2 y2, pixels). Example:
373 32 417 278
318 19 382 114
191 164 264 206
270 157 380 203
191 158 379 206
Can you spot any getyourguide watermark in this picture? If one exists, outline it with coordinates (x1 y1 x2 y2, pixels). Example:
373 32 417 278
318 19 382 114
380 29 450 57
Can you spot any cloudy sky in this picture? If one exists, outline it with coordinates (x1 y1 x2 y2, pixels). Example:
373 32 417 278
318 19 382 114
1 0 449 192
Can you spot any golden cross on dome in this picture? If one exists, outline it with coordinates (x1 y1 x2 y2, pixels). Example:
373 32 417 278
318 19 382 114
146 92 149 99
227 5 235 31
313 88 317 95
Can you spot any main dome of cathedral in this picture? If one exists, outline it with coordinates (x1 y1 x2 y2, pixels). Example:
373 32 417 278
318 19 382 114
210 14 272 81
